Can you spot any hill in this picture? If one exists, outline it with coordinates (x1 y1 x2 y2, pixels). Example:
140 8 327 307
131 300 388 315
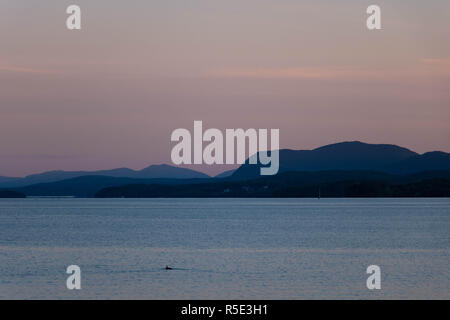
4 141 450 195
384 151 450 174
231 141 450 179
214 169 236 178
0 164 210 188
15 175 210 197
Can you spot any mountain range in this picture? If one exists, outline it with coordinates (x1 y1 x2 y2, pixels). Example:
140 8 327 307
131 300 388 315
1 141 450 197
0 164 209 188
230 141 450 179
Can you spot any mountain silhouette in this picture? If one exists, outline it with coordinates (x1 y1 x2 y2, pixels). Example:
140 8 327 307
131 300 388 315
214 169 236 178
0 164 210 188
384 151 450 174
231 141 450 179
16 175 209 197
3 141 450 195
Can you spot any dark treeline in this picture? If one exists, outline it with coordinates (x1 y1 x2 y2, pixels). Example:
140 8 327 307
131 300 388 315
95 171 450 198
0 190 26 198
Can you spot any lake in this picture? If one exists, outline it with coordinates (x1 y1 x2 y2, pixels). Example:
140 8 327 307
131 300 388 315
0 198 449 299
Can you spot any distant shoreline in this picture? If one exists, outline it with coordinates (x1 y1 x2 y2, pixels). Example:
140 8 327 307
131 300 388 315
0 190 26 198
2 171 450 199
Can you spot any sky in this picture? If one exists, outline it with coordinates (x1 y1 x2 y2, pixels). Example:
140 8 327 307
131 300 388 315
0 0 449 177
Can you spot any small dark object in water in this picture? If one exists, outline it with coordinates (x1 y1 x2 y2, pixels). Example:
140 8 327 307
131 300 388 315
165 265 173 270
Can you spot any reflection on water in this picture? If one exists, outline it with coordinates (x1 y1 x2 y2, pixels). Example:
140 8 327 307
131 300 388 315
0 198 449 299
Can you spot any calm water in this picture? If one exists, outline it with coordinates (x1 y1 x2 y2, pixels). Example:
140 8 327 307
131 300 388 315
0 198 449 299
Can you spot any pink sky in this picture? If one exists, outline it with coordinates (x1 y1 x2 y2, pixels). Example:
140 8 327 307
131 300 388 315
1 0 449 177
